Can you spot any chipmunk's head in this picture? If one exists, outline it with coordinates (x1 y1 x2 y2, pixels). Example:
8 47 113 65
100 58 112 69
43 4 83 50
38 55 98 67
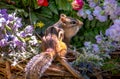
60 14 83 28
60 14 83 39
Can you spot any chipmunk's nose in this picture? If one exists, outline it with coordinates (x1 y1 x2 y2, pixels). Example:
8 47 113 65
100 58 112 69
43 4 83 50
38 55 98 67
79 21 83 26
77 19 83 26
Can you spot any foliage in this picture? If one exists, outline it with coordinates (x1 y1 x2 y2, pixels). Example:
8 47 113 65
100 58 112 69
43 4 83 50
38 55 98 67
72 0 120 47
0 0 74 33
0 0 76 66
71 19 111 47
72 0 120 77
102 58 120 75
73 33 120 77
0 0 109 47
0 9 40 66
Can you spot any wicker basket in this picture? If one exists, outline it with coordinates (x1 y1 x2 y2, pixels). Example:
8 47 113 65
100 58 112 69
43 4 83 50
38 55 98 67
0 50 79 79
41 63 78 79
0 51 120 79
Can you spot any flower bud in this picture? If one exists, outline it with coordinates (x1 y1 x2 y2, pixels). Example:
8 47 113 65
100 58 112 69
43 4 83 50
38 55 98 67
72 0 84 10
37 0 49 7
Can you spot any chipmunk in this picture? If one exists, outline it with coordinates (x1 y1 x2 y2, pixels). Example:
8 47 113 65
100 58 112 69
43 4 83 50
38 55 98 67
25 14 84 79
25 26 84 79
25 26 67 79
52 14 83 47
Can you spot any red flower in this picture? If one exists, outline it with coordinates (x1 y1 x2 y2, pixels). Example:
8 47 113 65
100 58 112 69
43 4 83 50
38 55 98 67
37 0 49 6
72 0 84 10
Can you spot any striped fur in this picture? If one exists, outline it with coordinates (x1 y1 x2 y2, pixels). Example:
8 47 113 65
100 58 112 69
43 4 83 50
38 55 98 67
25 50 55 79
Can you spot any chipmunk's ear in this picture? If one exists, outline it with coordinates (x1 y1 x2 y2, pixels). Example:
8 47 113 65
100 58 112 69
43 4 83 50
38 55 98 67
60 14 66 18
60 14 67 23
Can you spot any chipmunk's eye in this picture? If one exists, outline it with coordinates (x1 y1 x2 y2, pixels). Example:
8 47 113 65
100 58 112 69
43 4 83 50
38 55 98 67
70 21 76 24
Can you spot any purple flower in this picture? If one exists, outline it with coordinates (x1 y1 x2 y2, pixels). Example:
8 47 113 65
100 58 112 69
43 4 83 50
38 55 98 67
103 0 117 20
0 9 7 14
113 19 120 26
78 9 93 20
85 10 93 20
0 9 8 20
93 6 108 22
111 25 120 33
0 17 6 23
106 28 117 36
104 0 117 15
111 41 120 50
115 7 120 16
17 31 26 38
24 25 33 36
96 15 107 22
87 0 98 8
0 33 5 40
0 9 36 54
110 13 117 20
105 29 110 36
0 39 7 47
84 42 91 47
78 9 87 19
0 17 6 29
5 35 14 42
13 17 22 30
105 24 120 41
92 44 100 53
95 35 102 44
93 6 102 16
8 14 14 21
88 14 93 20
89 2 96 8
16 25 33 38
85 10 91 15
12 37 26 49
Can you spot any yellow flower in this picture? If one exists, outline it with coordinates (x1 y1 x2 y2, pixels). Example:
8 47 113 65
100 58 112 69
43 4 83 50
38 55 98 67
35 21 45 28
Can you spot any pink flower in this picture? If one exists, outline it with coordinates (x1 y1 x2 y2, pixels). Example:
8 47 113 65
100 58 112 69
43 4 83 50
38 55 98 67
72 0 84 10
37 0 49 7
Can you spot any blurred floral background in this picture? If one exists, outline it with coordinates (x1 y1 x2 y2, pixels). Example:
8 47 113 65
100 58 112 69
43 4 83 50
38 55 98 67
0 0 120 79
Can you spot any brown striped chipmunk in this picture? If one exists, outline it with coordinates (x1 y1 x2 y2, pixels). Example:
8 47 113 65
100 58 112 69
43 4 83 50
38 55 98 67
25 26 84 79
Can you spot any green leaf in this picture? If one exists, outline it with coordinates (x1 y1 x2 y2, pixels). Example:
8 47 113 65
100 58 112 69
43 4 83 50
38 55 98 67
30 12 38 24
16 35 25 43
33 0 41 9
0 2 17 10
85 19 91 29
40 7 53 18
55 0 72 11
48 1 58 15
17 9 29 18
5 25 12 32
21 0 29 7
91 19 97 28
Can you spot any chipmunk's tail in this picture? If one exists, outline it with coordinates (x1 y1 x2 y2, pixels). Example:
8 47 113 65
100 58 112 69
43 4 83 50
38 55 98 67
25 48 55 79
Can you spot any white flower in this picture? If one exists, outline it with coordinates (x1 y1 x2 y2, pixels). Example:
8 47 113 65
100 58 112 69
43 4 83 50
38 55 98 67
11 61 17 66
